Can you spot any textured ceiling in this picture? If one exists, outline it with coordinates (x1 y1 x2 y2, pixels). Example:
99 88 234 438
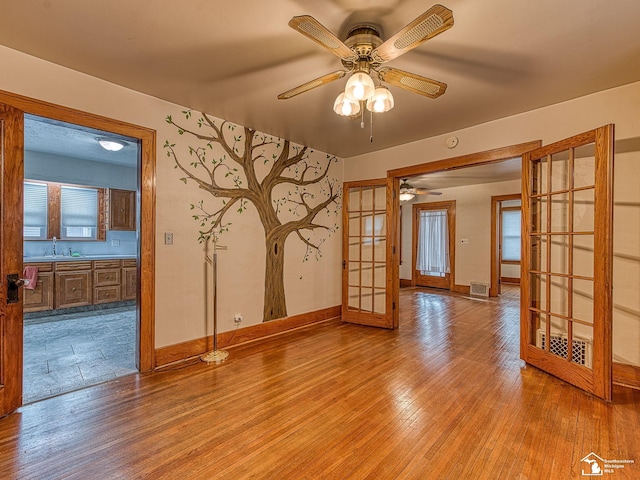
2 0 640 159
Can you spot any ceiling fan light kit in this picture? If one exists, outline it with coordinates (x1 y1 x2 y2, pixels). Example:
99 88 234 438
278 4 454 120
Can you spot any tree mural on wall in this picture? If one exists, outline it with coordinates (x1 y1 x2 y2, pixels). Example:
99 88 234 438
165 110 340 322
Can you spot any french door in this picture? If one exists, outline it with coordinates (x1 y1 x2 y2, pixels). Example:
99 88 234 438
521 125 614 401
342 179 395 328
0 104 24 416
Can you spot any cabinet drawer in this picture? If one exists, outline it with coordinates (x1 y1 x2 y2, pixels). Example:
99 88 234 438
122 259 136 268
23 271 54 312
24 261 54 272
93 268 121 286
94 260 122 269
55 261 92 271
94 285 121 304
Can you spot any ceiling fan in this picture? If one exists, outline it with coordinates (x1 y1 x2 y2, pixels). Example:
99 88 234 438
399 179 442 201
277 4 454 113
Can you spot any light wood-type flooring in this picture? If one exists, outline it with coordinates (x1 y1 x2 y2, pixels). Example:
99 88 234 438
1 286 639 479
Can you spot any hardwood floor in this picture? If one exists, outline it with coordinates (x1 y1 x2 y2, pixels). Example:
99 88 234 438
1 286 639 479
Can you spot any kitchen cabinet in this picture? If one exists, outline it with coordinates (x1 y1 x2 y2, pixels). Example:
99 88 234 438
55 261 92 309
109 189 136 231
121 259 137 301
23 262 54 313
93 260 122 304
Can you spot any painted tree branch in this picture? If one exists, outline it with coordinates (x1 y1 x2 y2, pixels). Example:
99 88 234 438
166 110 341 321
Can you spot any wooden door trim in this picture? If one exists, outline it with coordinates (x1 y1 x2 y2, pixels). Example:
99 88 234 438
490 193 521 297
388 140 542 329
0 89 156 372
411 200 456 290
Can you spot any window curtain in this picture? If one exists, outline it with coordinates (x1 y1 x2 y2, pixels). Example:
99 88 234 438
416 209 450 275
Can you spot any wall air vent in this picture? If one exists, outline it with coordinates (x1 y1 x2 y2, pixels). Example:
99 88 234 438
536 330 592 368
469 282 489 297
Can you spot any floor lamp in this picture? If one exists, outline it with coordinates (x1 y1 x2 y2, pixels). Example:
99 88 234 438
201 237 229 364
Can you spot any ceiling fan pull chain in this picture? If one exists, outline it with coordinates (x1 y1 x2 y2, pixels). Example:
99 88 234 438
370 110 374 143
360 106 365 129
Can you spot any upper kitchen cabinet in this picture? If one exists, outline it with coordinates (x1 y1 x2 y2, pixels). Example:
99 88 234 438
109 188 136 231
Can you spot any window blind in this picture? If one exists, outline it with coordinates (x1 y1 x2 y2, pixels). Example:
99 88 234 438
24 181 48 239
61 185 98 239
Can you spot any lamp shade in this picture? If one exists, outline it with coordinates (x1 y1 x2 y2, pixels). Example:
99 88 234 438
366 86 394 113
344 72 375 101
399 191 415 202
333 92 361 116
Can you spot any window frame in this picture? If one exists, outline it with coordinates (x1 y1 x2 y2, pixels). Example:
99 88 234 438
23 179 107 241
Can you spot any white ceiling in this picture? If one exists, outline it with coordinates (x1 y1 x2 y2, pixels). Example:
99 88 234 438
2 0 640 160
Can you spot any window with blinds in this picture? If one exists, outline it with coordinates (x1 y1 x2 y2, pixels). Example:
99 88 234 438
60 185 98 239
501 209 521 261
24 181 48 239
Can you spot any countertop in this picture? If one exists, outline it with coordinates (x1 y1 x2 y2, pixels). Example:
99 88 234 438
24 254 137 263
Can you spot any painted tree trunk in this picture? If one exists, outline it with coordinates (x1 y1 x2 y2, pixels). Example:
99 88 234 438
263 233 287 321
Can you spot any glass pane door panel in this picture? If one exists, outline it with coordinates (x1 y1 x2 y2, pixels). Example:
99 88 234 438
550 193 569 232
361 291 373 311
549 235 569 275
361 243 373 262
531 157 548 195
530 197 548 233
374 185 386 210
551 151 570 192
574 150 596 188
549 276 568 317
534 312 548 347
348 189 361 210
547 316 570 361
374 264 386 288
361 264 373 287
571 324 594 368
373 289 385 314
348 286 360 309
348 240 360 261
374 238 386 261
572 278 594 324
573 188 595 232
573 235 594 278
530 236 548 272
373 214 386 235
348 262 360 286
361 187 374 211
348 214 360 235
530 273 547 311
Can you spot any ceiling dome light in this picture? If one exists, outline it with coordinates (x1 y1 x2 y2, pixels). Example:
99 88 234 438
98 138 125 151
333 92 361 116
344 72 375 101
366 86 395 113
399 179 417 201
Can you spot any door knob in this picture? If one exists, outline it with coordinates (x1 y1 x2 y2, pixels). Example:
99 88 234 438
7 273 26 304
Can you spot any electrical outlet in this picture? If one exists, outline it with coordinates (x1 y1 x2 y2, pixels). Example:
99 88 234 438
233 313 243 324
164 232 173 245
111 239 120 247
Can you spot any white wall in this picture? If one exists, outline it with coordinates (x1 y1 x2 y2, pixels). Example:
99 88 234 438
346 81 640 367
0 45 343 348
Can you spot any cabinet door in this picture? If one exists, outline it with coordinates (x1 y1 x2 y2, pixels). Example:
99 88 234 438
55 271 91 308
122 267 137 300
23 272 54 313
109 189 136 231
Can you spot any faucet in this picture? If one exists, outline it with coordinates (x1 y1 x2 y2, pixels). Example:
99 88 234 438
52 236 57 256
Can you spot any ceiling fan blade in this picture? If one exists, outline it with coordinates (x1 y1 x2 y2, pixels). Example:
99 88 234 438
416 189 442 195
377 67 447 99
371 5 454 63
277 70 347 100
289 15 358 62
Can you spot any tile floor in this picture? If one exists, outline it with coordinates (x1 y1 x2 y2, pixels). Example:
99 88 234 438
23 306 138 404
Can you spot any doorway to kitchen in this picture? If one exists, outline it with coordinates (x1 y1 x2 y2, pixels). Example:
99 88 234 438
22 114 140 403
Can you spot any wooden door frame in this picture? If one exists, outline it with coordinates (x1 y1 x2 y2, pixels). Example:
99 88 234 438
0 89 156 373
387 141 542 327
411 200 456 290
490 193 521 297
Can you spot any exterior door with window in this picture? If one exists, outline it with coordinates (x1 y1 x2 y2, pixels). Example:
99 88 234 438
521 125 614 401
0 104 24 416
413 201 455 290
342 179 395 328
